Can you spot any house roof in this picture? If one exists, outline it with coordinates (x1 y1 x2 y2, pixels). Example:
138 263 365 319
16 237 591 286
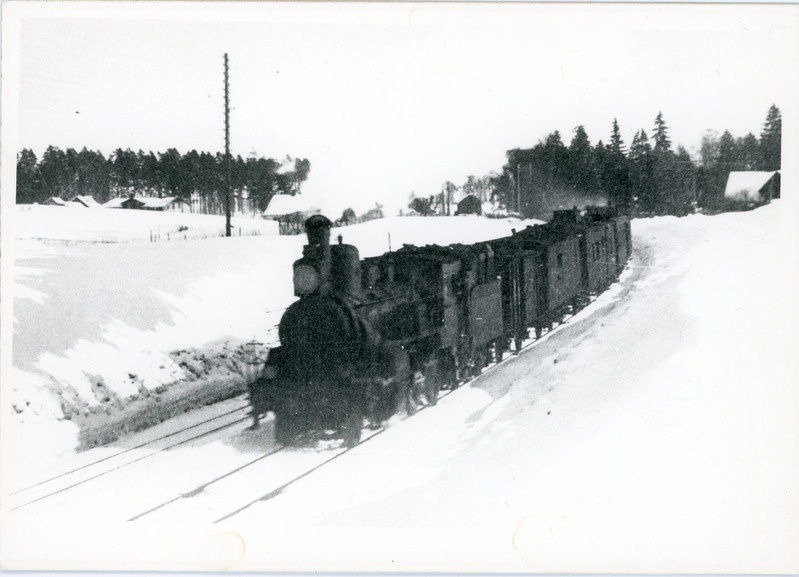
103 196 186 208
45 197 67 206
139 196 185 209
102 197 126 208
263 194 319 217
70 195 102 208
724 171 779 201
457 194 481 205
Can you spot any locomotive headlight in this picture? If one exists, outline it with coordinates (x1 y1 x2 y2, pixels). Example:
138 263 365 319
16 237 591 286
294 264 320 295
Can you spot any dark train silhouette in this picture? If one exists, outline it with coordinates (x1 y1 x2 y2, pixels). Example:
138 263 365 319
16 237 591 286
249 208 631 446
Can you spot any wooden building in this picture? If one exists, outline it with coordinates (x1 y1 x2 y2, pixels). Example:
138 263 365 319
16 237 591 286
263 194 320 235
724 171 781 205
455 194 482 216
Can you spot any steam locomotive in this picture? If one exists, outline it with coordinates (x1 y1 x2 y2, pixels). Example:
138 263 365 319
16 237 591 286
249 208 631 446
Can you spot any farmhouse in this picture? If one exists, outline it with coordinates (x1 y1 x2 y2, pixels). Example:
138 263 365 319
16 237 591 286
263 194 320 235
455 194 482 216
724 171 781 204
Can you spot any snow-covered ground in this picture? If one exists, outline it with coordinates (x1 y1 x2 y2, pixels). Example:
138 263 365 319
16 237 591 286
2 202 797 572
8 209 543 458
13 204 279 243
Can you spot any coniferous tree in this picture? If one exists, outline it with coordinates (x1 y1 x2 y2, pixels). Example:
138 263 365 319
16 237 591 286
652 111 672 155
629 129 655 213
671 145 697 214
567 125 597 192
718 130 739 168
737 133 759 170
759 104 781 171
604 120 630 210
16 146 310 214
609 118 626 155
38 146 70 200
16 149 42 203
75 148 110 202
109 148 139 197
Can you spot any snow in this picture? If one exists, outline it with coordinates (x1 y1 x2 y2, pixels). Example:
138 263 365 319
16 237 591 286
724 170 780 201
13 204 279 243
262 193 320 216
2 202 797 572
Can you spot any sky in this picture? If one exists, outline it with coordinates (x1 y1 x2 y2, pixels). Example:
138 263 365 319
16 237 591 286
3 1 798 215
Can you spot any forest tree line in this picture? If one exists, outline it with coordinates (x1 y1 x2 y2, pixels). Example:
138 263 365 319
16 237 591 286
413 105 781 218
16 147 311 214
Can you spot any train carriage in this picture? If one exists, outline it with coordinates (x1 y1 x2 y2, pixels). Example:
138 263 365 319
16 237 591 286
582 220 616 293
613 215 632 272
512 221 584 334
250 207 632 447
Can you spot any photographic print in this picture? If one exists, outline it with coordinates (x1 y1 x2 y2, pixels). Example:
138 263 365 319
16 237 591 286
1 1 797 573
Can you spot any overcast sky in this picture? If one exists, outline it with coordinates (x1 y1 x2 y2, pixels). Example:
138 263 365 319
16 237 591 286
4 2 797 215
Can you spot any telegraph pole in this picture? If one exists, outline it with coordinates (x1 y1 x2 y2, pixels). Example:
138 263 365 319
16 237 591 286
224 53 232 237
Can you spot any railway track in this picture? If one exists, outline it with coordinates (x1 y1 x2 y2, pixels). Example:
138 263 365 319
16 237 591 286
6 397 252 512
130 302 596 524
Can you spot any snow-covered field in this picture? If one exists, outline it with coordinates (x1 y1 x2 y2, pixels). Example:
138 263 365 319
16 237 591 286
2 202 797 572
13 204 279 242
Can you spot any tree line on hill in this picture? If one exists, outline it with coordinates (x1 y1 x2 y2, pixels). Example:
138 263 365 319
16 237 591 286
410 105 781 218
15 147 311 214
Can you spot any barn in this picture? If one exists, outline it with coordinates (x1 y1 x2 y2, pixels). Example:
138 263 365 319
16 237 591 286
137 197 190 212
69 195 102 208
263 194 320 235
724 171 781 205
455 194 482 216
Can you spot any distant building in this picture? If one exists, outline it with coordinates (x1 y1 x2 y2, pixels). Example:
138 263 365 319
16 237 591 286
43 197 67 206
69 195 102 208
105 195 190 212
455 194 482 216
724 171 780 204
102 197 126 209
263 194 320 235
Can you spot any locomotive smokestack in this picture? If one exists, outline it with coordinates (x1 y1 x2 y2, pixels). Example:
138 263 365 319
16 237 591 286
305 214 333 249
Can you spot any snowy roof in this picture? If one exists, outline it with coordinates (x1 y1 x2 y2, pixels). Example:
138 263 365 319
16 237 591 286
102 197 126 209
70 195 102 208
263 194 319 216
44 197 67 206
724 171 779 202
139 196 186 209
103 196 186 209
